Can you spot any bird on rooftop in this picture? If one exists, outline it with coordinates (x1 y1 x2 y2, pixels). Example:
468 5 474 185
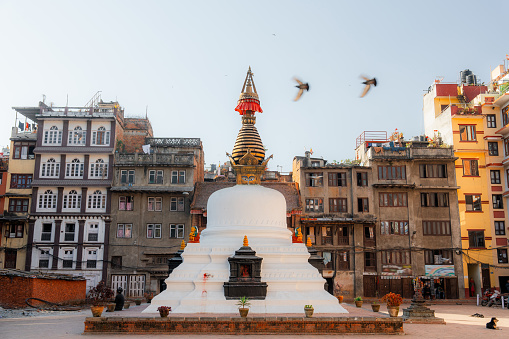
294 78 309 101
360 76 377 98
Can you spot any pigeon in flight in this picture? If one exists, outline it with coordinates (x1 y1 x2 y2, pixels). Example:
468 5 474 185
360 76 377 98
294 78 309 101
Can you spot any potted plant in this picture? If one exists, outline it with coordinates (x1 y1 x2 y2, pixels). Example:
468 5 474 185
381 292 403 317
371 292 380 312
134 299 142 306
144 291 154 303
157 306 171 318
304 305 314 318
87 281 114 317
124 301 131 309
354 296 363 308
237 296 251 318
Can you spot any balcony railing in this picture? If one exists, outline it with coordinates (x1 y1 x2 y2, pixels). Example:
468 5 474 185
147 138 201 148
115 153 194 166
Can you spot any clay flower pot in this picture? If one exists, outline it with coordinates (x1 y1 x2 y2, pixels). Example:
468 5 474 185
239 308 249 318
90 305 104 317
106 303 116 312
134 299 142 305
159 310 170 318
304 307 314 318
354 300 363 308
387 306 399 317
124 302 130 309
371 304 380 312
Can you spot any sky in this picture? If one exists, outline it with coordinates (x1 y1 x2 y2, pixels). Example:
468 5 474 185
1 0 508 172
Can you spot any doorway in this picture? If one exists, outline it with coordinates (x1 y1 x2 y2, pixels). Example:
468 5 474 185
467 263 481 296
499 276 509 293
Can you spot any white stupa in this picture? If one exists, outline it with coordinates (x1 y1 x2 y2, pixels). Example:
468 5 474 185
143 68 347 314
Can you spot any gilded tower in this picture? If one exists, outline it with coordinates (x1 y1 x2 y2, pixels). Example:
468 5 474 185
227 67 272 184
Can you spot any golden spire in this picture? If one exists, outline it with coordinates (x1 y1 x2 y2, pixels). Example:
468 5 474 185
243 235 249 247
180 240 186 250
306 237 312 247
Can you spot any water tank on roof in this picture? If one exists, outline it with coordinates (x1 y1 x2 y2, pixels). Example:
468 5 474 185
460 69 472 84
466 74 477 85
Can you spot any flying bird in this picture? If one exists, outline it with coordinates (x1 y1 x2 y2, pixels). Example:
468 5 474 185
294 78 309 101
360 76 377 98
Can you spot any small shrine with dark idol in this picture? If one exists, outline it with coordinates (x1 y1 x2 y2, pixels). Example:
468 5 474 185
224 236 267 299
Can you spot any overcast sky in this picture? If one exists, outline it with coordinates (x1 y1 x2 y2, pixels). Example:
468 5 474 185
1 0 508 172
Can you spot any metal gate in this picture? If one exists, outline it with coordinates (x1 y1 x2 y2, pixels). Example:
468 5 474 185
111 275 145 297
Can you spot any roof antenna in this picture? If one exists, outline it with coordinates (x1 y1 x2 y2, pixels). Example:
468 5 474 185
146 105 148 119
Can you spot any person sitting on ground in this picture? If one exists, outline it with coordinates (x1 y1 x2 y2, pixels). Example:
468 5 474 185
114 287 125 311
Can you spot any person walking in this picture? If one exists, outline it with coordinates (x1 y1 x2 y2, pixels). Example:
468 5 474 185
469 278 475 297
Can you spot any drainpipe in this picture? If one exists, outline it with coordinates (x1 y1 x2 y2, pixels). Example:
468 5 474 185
351 167 357 297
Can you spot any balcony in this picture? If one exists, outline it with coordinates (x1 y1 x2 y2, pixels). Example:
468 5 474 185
147 138 201 148
114 153 194 166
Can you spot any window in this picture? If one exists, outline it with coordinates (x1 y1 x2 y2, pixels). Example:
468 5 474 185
381 251 411 265
120 170 135 184
87 250 97 268
149 170 163 184
364 252 376 271
493 194 503 209
321 226 333 245
147 224 162 238
41 158 60 177
63 190 81 209
357 172 368 186
119 196 134 211
10 174 32 189
328 172 346 187
68 126 86 145
64 223 76 241
90 159 108 178
495 221 506 235
419 164 447 178
498 249 508 264
8 199 29 212
462 159 479 176
88 223 99 241
148 197 162 211
488 142 499 156
364 226 375 245
423 221 451 236
329 198 347 212
8 223 24 238
379 192 408 207
305 172 323 187
459 125 476 141
487 114 496 128
506 139 509 156
13 141 35 159
491 170 501 184
305 198 323 212
465 194 482 211
424 250 453 265
381 221 408 235
420 192 449 207
337 251 350 270
170 197 185 211
92 126 110 145
88 190 106 209
38 190 57 209
111 256 122 269
504 106 509 126
171 170 185 184
170 224 185 238
378 166 406 180
468 230 485 248
337 226 349 245
62 249 74 268
39 249 50 268
66 158 84 177
41 223 52 241
117 224 132 238
358 198 369 212
43 126 62 144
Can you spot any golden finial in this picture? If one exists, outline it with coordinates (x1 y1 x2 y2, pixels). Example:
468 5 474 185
306 237 312 247
180 240 186 250
243 235 249 247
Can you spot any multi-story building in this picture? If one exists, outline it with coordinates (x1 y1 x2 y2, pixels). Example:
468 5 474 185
0 121 36 270
13 99 128 290
292 151 375 297
424 68 509 296
356 132 463 299
108 137 204 296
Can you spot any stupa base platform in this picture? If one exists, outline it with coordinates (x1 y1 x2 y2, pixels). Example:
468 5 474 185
84 316 404 335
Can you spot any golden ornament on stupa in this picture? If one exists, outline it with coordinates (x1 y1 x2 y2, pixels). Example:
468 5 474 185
180 240 186 250
227 67 272 185
243 235 249 247
306 237 312 247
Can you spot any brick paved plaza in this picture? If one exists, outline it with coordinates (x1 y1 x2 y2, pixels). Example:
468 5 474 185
1 302 508 338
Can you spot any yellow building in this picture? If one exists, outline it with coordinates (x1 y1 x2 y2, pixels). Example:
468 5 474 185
424 71 509 297
0 123 36 270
